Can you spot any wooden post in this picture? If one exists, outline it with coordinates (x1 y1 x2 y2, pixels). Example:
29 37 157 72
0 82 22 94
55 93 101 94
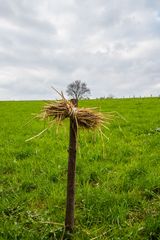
65 99 78 233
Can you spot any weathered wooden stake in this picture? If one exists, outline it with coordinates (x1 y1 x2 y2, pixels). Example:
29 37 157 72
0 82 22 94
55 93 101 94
65 99 78 233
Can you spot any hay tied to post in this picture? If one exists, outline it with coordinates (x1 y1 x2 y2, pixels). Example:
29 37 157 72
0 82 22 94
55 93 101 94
39 99 106 129
25 89 114 142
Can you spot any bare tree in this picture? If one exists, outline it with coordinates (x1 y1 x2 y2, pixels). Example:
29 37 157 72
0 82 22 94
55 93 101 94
66 80 91 100
107 94 114 99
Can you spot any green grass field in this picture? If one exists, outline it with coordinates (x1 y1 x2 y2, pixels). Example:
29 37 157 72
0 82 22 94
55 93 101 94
0 98 160 240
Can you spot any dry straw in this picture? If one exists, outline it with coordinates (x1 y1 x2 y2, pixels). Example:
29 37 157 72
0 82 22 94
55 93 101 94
26 88 114 141
39 99 107 129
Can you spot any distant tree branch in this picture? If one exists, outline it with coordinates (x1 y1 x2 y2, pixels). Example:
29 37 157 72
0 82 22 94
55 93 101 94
66 80 91 100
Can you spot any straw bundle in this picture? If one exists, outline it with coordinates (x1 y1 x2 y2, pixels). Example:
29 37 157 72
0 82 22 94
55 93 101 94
76 108 104 129
39 99 106 129
40 101 71 121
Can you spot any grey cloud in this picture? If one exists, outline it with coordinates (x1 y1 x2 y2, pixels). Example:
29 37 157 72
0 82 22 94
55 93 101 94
0 0 56 34
0 0 160 99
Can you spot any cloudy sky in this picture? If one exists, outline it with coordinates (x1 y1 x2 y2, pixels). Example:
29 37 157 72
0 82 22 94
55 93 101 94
0 0 160 100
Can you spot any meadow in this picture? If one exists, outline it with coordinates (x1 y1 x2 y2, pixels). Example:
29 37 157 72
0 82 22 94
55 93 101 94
0 97 160 240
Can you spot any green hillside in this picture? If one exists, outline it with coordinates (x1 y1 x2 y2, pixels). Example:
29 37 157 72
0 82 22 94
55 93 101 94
0 98 160 239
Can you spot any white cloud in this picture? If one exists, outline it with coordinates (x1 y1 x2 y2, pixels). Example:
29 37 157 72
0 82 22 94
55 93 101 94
0 0 160 99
